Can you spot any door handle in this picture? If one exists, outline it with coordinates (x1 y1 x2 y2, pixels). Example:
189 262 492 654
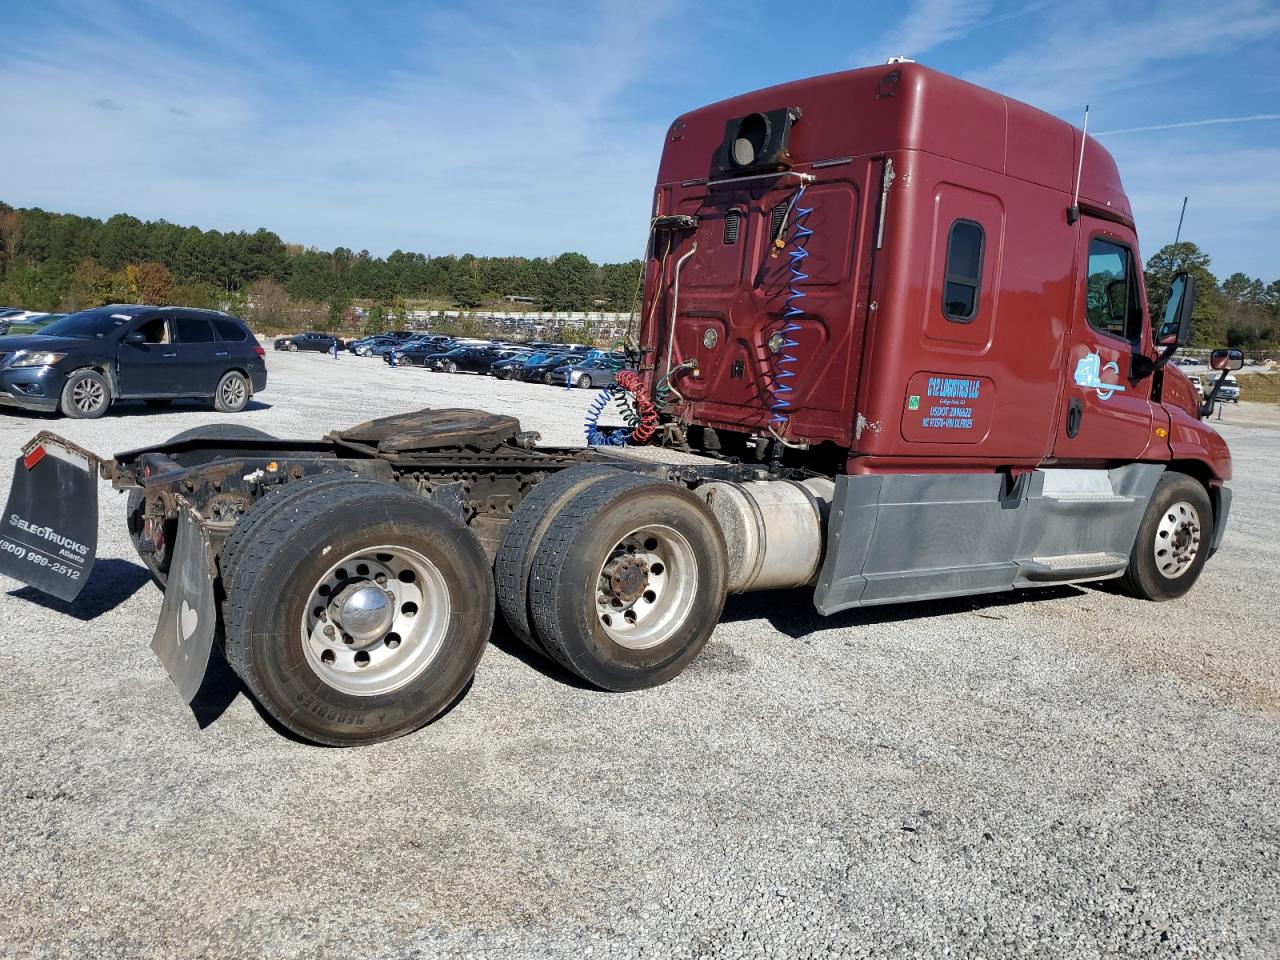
1066 398 1083 438
215 351 229 358
162 351 177 358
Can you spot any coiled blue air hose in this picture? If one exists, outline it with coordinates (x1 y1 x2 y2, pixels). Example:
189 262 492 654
584 384 631 446
769 185 812 428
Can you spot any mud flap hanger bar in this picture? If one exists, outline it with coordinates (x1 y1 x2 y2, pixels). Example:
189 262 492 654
20 431 104 478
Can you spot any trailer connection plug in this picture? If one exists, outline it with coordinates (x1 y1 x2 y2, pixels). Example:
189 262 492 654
767 184 813 429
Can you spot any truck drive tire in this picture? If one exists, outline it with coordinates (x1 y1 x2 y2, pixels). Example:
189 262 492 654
126 424 276 588
217 472 367 592
526 477 728 691
214 371 250 413
1119 470 1214 602
495 466 652 650
221 480 493 746
60 368 111 419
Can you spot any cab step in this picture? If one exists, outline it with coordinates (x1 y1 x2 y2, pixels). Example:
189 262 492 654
1018 552 1128 583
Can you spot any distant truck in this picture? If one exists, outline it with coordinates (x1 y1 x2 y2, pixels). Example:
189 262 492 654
0 63 1240 746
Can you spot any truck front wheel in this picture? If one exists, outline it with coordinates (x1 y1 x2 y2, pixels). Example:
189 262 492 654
221 481 493 746
527 478 728 691
1119 471 1214 601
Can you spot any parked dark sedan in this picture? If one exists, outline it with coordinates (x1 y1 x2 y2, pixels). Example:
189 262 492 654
395 338 457 366
0 304 267 418
552 356 637 389
275 332 345 352
518 353 580 383
419 345 523 373
348 336 399 356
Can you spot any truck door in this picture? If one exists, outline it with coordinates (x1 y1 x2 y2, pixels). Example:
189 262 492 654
116 314 180 396
169 313 223 393
1052 222 1157 461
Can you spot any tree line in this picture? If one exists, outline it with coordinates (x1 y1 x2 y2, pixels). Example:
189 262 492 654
1 202 1276 351
0 202 642 332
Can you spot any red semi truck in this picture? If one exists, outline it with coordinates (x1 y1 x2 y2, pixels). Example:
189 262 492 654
0 63 1238 746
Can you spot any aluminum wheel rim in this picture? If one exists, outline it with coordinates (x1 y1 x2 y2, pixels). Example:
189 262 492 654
220 375 246 408
595 524 698 650
72 377 105 413
1154 500 1201 579
300 545 451 696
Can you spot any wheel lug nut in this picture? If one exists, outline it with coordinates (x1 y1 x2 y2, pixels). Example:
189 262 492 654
375 574 388 586
323 624 336 639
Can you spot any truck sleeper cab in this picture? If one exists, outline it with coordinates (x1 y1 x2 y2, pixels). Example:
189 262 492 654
640 61 1231 612
0 63 1233 748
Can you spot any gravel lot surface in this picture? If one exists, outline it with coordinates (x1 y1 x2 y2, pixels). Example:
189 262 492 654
1 350 1277 959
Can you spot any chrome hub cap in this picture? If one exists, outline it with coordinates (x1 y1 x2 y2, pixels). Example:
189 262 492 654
332 582 395 645
595 524 697 650
301 545 451 696
1154 500 1201 579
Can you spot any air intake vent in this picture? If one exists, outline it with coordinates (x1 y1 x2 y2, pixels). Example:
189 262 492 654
723 210 741 245
769 201 789 239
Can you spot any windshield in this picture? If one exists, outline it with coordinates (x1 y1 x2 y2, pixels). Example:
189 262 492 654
39 309 137 339
443 347 467 357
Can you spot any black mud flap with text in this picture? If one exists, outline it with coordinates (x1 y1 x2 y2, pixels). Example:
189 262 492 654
0 441 99 601
150 505 218 702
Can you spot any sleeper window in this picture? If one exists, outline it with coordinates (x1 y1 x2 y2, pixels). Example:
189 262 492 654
942 219 984 322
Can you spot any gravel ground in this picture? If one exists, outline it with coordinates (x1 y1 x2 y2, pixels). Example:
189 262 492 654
0 350 1276 960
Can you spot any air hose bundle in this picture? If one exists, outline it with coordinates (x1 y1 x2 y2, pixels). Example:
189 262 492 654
582 369 659 447
768 184 813 430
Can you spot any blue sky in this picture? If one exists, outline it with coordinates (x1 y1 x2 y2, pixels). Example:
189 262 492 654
2 0 1278 280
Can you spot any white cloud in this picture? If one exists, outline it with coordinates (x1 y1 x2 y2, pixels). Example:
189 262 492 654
851 0 995 67
964 0 1280 114
1095 114 1280 136
0 0 681 263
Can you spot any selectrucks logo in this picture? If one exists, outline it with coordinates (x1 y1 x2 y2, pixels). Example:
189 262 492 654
9 514 90 556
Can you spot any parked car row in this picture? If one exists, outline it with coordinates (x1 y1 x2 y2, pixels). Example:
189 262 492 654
272 329 637 388
398 340 633 388
0 309 67 336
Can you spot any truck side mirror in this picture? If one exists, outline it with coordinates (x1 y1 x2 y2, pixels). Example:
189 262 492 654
1156 272 1195 347
124 331 147 345
1209 348 1244 371
1199 347 1246 416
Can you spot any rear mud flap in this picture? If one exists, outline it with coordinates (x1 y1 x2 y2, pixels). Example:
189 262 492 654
0 440 99 601
150 504 218 702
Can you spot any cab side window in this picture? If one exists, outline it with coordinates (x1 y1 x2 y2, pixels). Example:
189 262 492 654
1085 238 1142 343
942 219 984 323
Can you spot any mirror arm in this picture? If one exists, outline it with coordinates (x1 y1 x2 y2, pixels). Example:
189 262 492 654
1150 342 1178 374
1198 369 1230 418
